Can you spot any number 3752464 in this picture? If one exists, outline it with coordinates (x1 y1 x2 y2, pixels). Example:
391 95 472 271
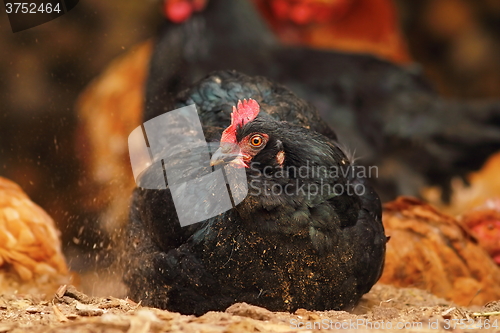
5 3 62 14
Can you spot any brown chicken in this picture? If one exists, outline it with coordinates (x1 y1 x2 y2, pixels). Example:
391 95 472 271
252 0 411 63
76 41 152 236
423 152 500 266
461 201 500 266
0 177 70 295
379 197 500 306
424 152 500 216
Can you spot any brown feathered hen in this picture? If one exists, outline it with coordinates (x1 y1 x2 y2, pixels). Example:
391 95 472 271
423 152 500 216
252 0 411 64
379 197 500 306
423 152 500 266
0 177 70 295
75 41 152 235
461 200 500 266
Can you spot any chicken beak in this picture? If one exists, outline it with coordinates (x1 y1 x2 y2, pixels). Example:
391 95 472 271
210 145 245 167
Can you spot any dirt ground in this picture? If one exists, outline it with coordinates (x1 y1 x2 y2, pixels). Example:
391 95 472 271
0 284 499 333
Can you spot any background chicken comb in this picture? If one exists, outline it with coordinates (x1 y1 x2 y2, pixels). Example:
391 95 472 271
221 99 260 143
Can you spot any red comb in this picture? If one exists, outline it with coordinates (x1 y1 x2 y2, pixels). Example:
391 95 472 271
163 0 207 24
164 0 192 23
220 99 260 143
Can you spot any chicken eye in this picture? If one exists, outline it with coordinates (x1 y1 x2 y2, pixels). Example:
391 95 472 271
250 134 264 147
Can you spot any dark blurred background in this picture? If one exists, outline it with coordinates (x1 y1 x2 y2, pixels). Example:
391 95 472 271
0 0 499 285
399 0 500 98
0 1 160 277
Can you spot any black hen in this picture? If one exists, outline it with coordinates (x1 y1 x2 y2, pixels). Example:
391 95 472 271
145 0 500 201
124 70 386 315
